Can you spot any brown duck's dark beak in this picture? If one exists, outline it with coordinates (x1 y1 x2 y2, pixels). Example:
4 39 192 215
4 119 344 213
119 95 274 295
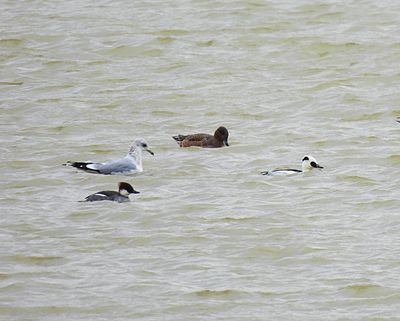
224 139 229 147
132 189 140 194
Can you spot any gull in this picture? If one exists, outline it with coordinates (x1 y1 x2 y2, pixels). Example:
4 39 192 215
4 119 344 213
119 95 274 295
64 138 154 175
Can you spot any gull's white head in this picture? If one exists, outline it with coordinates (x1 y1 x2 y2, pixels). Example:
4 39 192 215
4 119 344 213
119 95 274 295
301 155 323 172
129 138 154 156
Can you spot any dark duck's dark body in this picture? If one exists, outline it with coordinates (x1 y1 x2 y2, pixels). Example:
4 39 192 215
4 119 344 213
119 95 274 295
82 182 139 203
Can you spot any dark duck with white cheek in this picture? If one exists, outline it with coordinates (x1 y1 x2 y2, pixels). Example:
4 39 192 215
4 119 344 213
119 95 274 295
82 182 140 203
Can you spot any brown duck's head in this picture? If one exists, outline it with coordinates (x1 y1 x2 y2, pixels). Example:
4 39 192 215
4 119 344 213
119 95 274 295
214 126 229 146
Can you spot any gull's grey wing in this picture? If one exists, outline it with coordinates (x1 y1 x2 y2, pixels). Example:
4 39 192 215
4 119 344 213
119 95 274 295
92 157 138 174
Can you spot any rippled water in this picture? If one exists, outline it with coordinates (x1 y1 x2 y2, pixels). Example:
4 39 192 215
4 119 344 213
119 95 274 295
1 0 400 320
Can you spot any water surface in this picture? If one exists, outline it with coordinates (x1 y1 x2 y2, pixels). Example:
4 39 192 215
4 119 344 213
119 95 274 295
1 0 400 320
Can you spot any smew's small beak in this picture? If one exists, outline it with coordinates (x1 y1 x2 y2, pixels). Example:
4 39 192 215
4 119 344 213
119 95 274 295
311 161 323 169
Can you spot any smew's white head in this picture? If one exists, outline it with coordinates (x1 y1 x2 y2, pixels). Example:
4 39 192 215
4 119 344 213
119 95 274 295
301 155 323 172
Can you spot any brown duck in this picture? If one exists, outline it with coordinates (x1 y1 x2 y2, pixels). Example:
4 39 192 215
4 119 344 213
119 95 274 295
172 126 229 148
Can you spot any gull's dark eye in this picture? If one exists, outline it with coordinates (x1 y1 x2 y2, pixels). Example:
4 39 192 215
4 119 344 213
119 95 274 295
142 143 148 148
302 156 309 161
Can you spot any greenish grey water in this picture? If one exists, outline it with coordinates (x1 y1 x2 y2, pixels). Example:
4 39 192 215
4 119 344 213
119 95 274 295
1 1 400 320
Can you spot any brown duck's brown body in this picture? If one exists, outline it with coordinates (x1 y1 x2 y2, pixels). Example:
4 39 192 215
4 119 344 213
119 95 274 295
173 126 229 148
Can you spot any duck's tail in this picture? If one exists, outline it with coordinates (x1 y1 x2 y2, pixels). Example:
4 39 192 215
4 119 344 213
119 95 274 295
172 135 187 142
